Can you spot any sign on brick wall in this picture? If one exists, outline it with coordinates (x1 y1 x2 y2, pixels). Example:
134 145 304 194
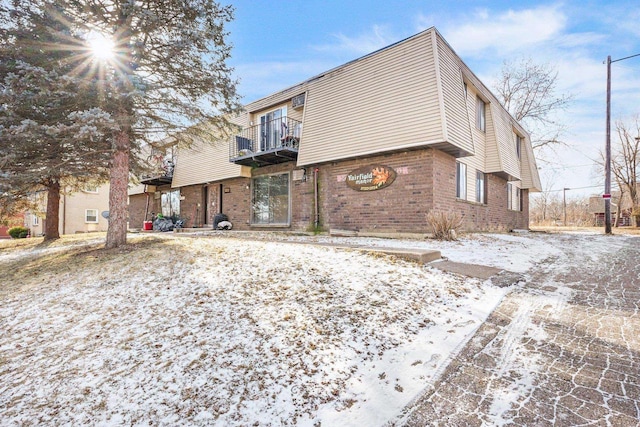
346 164 397 191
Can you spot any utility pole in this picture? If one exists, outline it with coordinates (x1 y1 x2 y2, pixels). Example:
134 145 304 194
605 56 612 234
605 52 640 235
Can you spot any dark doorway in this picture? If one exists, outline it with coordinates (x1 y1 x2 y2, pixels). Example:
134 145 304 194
218 183 224 213
203 186 209 225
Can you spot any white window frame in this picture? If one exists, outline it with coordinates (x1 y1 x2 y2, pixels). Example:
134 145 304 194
476 171 486 204
259 106 287 152
161 190 181 218
456 162 467 200
85 209 99 223
476 96 486 131
32 215 39 226
515 134 523 160
83 186 98 193
507 183 522 211
251 172 291 226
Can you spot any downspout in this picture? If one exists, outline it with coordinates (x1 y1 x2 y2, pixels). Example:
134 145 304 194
314 167 320 228
143 185 150 223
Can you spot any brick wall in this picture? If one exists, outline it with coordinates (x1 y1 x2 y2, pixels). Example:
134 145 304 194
141 146 530 233
128 192 161 230
208 177 252 229
179 185 206 228
318 148 529 233
322 150 436 233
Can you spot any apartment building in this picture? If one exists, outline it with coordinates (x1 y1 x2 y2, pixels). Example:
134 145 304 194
129 27 540 235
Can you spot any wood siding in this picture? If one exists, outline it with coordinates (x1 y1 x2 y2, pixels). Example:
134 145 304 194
435 34 475 156
520 134 542 190
171 139 251 188
458 85 487 203
296 30 445 166
435 31 540 191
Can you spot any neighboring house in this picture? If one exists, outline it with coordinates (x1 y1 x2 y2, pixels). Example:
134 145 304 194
588 192 633 226
129 27 541 234
26 184 110 236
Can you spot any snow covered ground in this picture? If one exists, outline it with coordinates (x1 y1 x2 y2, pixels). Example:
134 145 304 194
0 232 576 425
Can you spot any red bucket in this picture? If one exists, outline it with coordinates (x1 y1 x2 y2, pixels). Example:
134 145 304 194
143 221 153 230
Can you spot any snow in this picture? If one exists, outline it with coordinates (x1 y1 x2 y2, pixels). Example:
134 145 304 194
0 231 612 425
249 231 564 273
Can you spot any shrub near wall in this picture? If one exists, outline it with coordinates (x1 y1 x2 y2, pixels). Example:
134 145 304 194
8 226 29 239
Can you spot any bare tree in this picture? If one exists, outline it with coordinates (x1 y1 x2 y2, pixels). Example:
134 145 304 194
529 169 558 223
494 57 572 153
612 118 639 225
595 117 640 227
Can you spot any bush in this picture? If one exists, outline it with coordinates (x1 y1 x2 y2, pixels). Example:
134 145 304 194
8 226 29 239
426 211 462 241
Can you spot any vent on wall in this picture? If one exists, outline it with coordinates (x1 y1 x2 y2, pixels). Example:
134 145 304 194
292 93 306 109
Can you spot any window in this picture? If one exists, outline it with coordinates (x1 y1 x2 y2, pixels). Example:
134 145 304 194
463 82 468 97
161 190 181 217
476 171 486 204
259 107 287 151
507 183 522 211
515 134 523 159
252 173 290 225
456 162 467 199
476 96 486 131
85 209 98 223
83 186 98 193
32 215 39 226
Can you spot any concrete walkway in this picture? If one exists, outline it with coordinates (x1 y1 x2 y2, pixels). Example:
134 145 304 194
393 233 640 426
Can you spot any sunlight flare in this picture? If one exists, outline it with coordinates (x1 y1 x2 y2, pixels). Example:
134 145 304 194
87 31 114 61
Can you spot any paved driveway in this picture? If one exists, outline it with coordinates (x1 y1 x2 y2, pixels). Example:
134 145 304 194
395 233 640 426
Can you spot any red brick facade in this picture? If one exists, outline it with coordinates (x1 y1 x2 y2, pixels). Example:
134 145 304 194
130 147 529 233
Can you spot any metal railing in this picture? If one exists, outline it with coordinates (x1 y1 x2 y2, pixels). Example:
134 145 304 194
141 156 175 183
230 116 302 159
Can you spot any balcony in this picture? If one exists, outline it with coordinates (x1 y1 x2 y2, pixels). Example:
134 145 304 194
230 117 302 167
140 158 174 186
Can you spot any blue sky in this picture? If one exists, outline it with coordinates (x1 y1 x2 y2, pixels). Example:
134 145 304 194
221 1 640 198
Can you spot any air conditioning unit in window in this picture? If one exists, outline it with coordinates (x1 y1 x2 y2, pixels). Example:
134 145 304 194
292 93 305 109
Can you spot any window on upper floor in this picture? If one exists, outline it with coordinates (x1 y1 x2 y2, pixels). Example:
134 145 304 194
515 134 523 160
476 96 486 131
259 107 287 151
476 171 486 204
456 162 467 199
32 215 39 226
83 186 98 193
85 209 98 223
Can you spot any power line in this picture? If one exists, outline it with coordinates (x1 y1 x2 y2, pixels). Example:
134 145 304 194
542 184 622 194
542 163 596 171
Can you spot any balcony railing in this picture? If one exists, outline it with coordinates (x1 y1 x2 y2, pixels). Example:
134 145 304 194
140 158 174 186
230 116 302 166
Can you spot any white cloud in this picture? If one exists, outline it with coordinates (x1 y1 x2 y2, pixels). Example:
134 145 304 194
313 24 399 56
441 5 567 57
233 60 335 102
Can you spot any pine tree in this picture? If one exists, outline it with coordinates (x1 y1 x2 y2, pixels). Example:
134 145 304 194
0 3 114 240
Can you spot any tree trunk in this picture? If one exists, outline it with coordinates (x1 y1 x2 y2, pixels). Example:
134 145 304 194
44 180 61 241
105 129 130 249
614 194 622 227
